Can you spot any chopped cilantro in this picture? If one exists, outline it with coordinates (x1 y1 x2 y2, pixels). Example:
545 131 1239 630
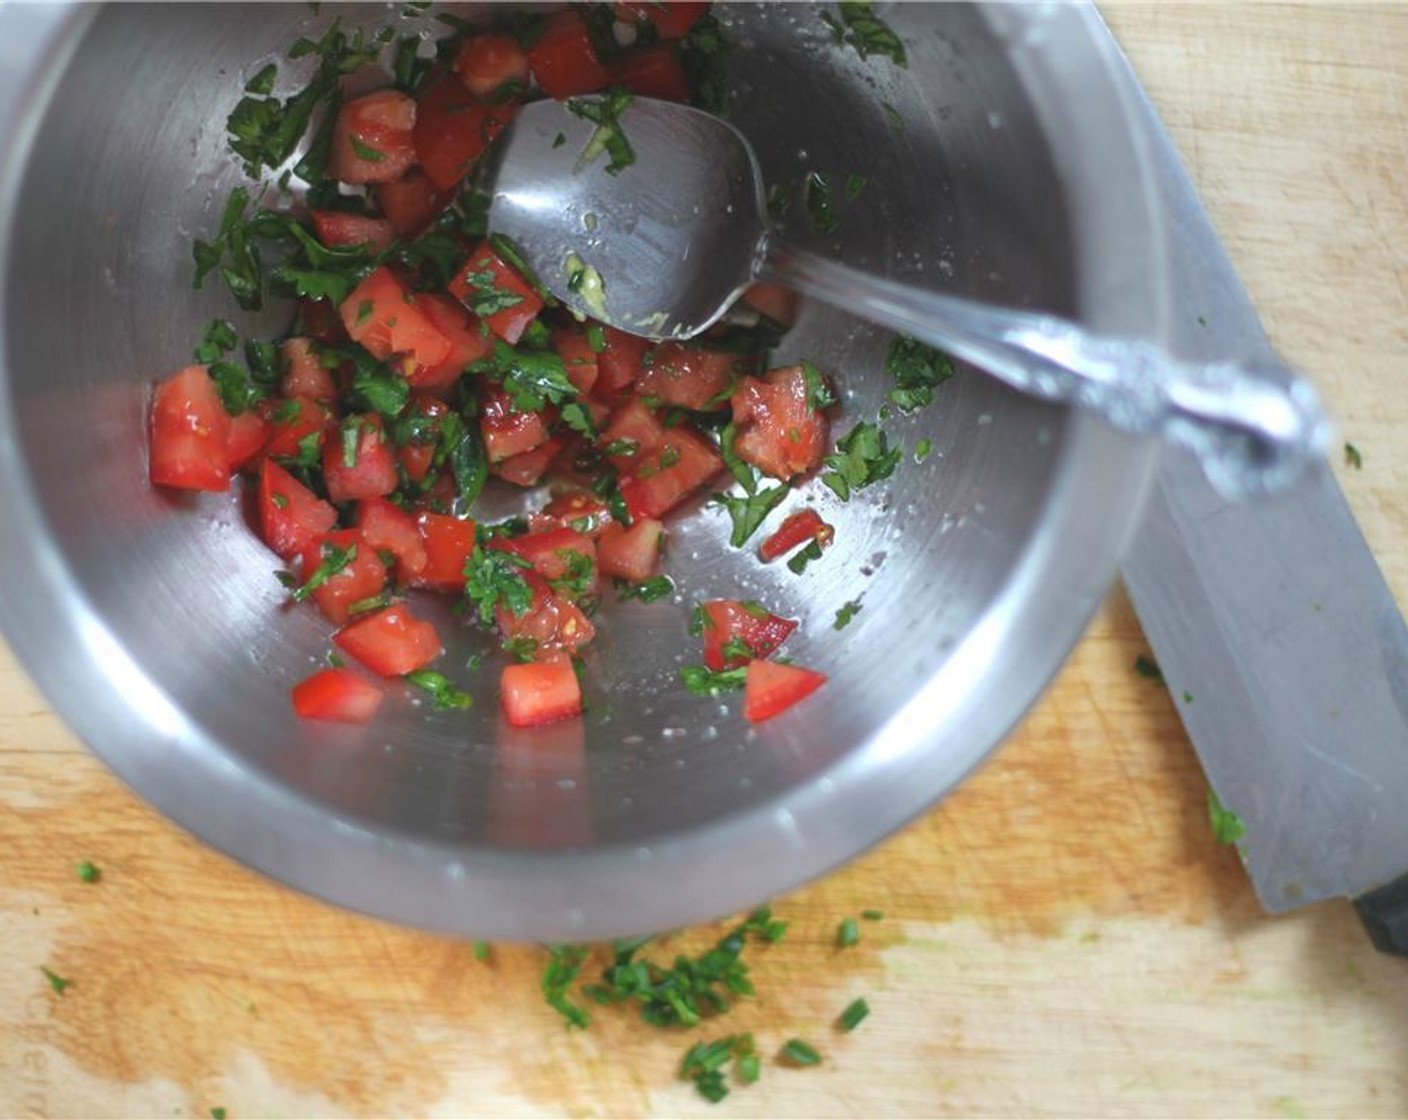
76 861 101 884
559 400 596 438
804 171 838 234
800 360 836 410
1208 789 1246 846
194 318 239 364
779 1038 822 1067
1345 442 1363 469
787 540 824 575
824 2 908 67
482 340 580 413
681 665 747 696
914 437 933 461
886 335 955 412
41 966 71 995
822 421 901 500
567 86 636 174
244 63 277 96
679 13 730 115
405 670 474 710
552 131 567 149
834 598 863 630
845 173 867 200
459 268 526 318
392 35 433 94
548 549 597 599
285 541 356 603
348 135 386 162
838 997 870 1031
713 484 791 547
616 575 674 603
463 544 533 625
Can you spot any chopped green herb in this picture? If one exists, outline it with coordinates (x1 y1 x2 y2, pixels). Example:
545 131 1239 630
681 665 748 696
779 1038 822 1067
787 540 824 575
914 437 933 461
681 1034 758 1104
804 170 838 234
40 966 70 995
1183 690 1194 704
244 63 277 96
459 269 526 318
800 360 837 410
552 131 567 149
766 181 794 221
348 134 386 162
834 598 863 630
474 940 490 962
837 917 860 948
405 670 474 710
559 400 597 438
886 335 955 412
586 323 607 353
861 908 884 921
567 86 636 174
542 944 591 1028
882 101 904 129
194 318 239 364
76 861 101 884
548 549 597 599
325 650 345 668
713 483 790 547
1208 789 1246 846
286 542 356 603
210 1110 227 1120
482 340 580 413
845 173 867 200
207 358 266 417
1345 442 1363 469
615 575 675 603
340 417 363 469
824 2 908 67
1134 654 1165 685
737 1053 761 1084
838 997 870 1032
679 13 730 116
463 544 533 625
392 35 433 94
822 421 901 500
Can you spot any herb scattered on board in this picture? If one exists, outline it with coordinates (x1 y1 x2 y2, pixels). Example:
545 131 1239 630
76 861 101 884
779 1038 823 1067
210 1109 228 1120
681 1034 759 1103
1133 654 1165 685
1344 442 1363 469
837 997 870 1032
474 940 491 962
861 909 884 921
821 2 908 68
1208 789 1247 846
41 966 71 995
836 917 860 948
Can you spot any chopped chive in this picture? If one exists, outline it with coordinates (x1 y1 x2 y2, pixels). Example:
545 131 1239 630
76 861 101 884
861 909 884 921
837 917 860 948
838 997 870 1031
41 966 71 995
779 1038 821 1067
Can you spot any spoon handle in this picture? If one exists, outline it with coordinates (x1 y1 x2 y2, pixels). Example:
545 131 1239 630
763 242 1331 499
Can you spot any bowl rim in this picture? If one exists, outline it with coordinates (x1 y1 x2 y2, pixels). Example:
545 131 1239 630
0 1 1168 940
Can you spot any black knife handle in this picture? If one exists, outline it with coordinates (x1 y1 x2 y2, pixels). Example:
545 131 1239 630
1355 872 1408 957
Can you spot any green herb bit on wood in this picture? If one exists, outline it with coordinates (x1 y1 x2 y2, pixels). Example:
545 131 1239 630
1208 789 1247 846
779 1038 822 1067
838 997 870 1031
76 861 101 883
41 966 71 995
1133 654 1165 685
1344 442 1363 469
837 917 860 948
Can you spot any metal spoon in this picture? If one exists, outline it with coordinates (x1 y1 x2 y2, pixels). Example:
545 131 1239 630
485 96 1330 499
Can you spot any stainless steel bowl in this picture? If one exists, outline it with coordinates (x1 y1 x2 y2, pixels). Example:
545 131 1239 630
0 2 1168 940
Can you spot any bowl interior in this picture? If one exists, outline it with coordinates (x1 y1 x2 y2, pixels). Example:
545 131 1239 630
0 2 1164 938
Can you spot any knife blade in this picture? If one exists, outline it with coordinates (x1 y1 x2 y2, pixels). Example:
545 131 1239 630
1095 15 1408 953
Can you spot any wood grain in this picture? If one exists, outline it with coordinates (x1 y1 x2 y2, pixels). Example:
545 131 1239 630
5 5 1408 1117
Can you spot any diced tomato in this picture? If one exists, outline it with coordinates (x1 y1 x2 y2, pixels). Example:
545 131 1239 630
526 11 612 99
396 396 450 484
258 459 337 560
408 468 458 515
500 661 582 728
414 511 477 592
226 409 270 471
333 604 443 677
530 492 615 538
339 266 451 373
493 435 566 487
596 326 650 398
636 343 746 411
281 337 335 402
619 427 723 520
413 74 517 191
330 89 418 185
323 417 399 503
297 529 389 625
554 327 599 395
480 383 549 463
291 668 385 724
700 599 798 671
454 32 530 102
600 396 666 468
150 365 231 492
744 660 827 723
356 497 428 583
410 294 494 392
448 241 543 344
730 364 830 481
496 574 596 659
613 1 709 39
495 527 596 591
758 508 833 563
373 170 447 238
742 283 798 328
612 44 691 102
308 210 395 254
296 298 348 347
597 518 664 582
260 395 335 459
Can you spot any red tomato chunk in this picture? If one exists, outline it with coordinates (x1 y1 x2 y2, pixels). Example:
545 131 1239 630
731 365 830 481
449 241 544 345
297 529 388 625
150 365 231 492
333 604 443 677
500 661 583 727
744 660 827 723
292 668 385 724
700 600 798 671
331 90 418 185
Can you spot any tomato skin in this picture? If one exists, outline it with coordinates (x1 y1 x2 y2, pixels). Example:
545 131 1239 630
448 241 544 344
612 44 691 102
226 409 270 472
330 89 418 184
150 365 232 492
333 604 443 677
479 383 549 463
355 497 427 583
494 527 596 590
700 599 798 671
496 573 596 658
619 427 724 520
410 294 494 392
492 435 566 487
758 508 833 563
373 170 447 238
297 529 389 625
500 661 582 728
597 518 664 582
636 343 745 411
613 1 709 39
730 364 830 481
292 668 385 724
741 283 798 328
340 266 451 373
553 327 599 395
526 11 612 99
413 75 517 191
744 660 827 723
595 327 650 399
259 395 335 459
413 511 477 592
280 337 336 402
308 210 395 255
258 459 337 560
454 31 530 101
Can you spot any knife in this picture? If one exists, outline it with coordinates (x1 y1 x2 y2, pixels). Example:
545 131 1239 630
1096 15 1408 955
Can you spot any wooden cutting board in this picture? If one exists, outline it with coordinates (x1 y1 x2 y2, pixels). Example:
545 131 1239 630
4 5 1408 1117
